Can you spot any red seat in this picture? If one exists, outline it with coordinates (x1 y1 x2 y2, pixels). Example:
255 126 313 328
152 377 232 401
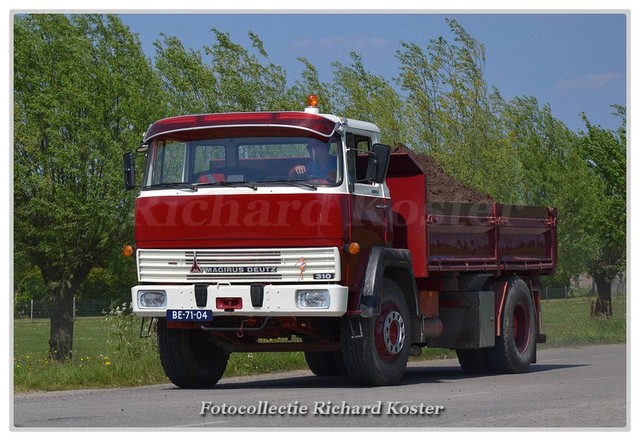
197 173 224 183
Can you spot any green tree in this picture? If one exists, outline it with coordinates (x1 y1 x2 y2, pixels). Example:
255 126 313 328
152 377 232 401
499 96 602 286
290 57 335 113
394 18 620 295
155 29 294 113
578 107 626 317
153 33 219 115
206 29 290 112
331 52 405 146
396 19 515 199
75 252 138 304
14 14 165 360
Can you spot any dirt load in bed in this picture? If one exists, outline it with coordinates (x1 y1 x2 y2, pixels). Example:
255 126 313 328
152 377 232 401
392 144 494 203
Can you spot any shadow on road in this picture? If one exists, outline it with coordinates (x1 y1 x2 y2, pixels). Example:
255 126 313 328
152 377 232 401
161 361 588 391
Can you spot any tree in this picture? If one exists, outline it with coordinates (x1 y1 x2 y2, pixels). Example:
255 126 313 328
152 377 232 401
578 107 626 317
394 18 619 295
206 29 291 112
331 52 405 146
290 57 335 113
500 96 602 287
13 14 165 360
153 33 219 115
395 19 515 198
154 29 295 114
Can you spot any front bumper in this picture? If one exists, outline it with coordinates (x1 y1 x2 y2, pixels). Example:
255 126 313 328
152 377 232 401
131 283 349 318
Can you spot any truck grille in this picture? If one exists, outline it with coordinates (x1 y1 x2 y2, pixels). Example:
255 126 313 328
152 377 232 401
136 247 340 284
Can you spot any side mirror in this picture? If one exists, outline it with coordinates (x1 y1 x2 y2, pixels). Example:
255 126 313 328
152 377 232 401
123 153 136 190
365 143 391 184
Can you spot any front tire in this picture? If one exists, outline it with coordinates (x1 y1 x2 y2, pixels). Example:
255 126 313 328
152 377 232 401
157 319 229 388
304 350 347 376
341 279 412 386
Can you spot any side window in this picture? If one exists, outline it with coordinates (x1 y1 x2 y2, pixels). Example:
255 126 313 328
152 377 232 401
147 140 186 185
346 133 372 183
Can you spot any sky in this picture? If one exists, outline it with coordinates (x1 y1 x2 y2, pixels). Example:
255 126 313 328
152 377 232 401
118 11 628 133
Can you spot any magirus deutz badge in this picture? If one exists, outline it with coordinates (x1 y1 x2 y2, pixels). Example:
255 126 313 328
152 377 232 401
190 253 203 274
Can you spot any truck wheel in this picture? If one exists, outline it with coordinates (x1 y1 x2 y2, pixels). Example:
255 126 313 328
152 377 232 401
488 278 536 374
304 350 347 376
456 348 491 374
157 319 229 388
341 279 411 386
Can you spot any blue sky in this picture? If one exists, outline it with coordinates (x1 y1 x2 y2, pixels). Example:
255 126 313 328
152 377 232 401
119 12 627 133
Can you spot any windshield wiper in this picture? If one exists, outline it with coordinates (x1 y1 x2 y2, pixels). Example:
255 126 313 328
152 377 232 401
190 181 258 191
142 182 197 192
260 179 318 191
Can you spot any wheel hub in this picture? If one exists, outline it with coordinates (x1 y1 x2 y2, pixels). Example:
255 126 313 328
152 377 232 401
382 310 406 355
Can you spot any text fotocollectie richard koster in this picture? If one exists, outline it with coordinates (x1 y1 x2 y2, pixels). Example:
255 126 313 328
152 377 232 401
200 401 445 416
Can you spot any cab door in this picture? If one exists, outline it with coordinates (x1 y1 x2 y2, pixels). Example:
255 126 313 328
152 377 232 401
346 133 392 256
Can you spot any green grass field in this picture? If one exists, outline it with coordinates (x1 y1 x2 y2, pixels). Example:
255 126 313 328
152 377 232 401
13 296 626 393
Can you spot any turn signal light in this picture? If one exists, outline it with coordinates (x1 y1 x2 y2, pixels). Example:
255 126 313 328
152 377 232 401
348 242 360 255
122 244 134 257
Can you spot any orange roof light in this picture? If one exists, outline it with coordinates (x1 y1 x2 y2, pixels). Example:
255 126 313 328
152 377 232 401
306 94 318 107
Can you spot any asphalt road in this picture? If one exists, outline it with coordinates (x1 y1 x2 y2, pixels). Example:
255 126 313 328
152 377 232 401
13 344 627 429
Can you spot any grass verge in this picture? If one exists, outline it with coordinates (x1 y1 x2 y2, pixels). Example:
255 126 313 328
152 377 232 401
13 296 626 392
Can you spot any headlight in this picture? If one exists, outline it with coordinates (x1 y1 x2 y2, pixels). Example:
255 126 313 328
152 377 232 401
138 290 167 308
296 290 330 309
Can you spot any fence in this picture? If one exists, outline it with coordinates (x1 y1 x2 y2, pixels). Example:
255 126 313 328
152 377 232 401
13 298 122 320
543 284 626 301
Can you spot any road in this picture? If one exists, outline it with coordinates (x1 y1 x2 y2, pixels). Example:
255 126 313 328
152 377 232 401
12 344 627 429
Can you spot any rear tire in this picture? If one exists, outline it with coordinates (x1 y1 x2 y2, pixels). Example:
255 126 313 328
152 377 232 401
157 319 229 388
341 279 411 386
456 348 491 374
488 278 536 373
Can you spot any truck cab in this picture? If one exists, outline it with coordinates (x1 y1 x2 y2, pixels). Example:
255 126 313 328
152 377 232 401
124 96 408 387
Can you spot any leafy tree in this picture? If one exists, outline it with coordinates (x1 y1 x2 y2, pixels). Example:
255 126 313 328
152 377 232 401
155 29 295 113
395 38 444 150
395 19 515 199
75 253 137 304
153 33 219 115
331 52 405 146
395 18 625 298
290 56 335 113
13 254 47 308
206 29 290 112
499 96 603 286
14 14 165 360
578 107 626 316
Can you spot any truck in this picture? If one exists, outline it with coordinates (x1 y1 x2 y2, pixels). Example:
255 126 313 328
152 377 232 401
123 94 557 388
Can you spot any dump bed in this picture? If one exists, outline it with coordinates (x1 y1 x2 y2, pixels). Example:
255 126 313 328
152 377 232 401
386 150 557 278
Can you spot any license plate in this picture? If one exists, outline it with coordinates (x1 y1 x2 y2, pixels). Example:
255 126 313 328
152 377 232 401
166 309 213 321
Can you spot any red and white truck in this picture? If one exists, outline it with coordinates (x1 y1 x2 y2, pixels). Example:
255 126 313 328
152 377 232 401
124 95 557 388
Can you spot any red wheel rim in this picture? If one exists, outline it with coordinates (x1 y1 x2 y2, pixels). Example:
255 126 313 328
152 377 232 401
512 302 530 353
375 302 406 362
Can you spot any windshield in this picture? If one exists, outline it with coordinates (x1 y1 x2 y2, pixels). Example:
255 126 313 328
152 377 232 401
142 134 342 189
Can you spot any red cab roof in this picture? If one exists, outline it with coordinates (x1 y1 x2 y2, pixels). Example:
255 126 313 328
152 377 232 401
143 111 338 142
